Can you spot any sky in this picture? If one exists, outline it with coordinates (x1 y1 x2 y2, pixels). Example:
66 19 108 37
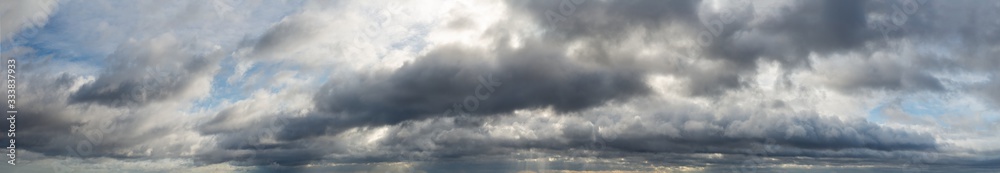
0 0 999 172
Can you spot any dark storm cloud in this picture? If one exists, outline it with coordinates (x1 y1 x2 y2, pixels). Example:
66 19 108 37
506 0 742 97
500 0 952 96
228 105 939 167
188 0 997 167
279 39 651 140
6 71 172 159
13 0 994 171
0 49 108 157
199 80 946 167
270 0 959 141
196 110 335 166
826 0 1000 94
4 72 86 156
751 0 872 55
906 1 1000 106
428 104 935 157
69 35 222 107
268 0 708 141
692 0 948 94
505 0 701 39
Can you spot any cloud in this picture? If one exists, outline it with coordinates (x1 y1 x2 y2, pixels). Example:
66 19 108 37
7 0 1000 172
69 34 222 107
184 0 1000 169
0 0 58 41
5 60 206 160
280 37 652 140
199 93 943 167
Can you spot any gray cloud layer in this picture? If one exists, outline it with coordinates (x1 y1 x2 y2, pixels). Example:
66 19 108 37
194 0 995 168
281 40 652 140
4 0 1000 172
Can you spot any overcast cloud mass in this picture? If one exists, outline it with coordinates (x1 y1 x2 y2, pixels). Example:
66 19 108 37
1 0 999 172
